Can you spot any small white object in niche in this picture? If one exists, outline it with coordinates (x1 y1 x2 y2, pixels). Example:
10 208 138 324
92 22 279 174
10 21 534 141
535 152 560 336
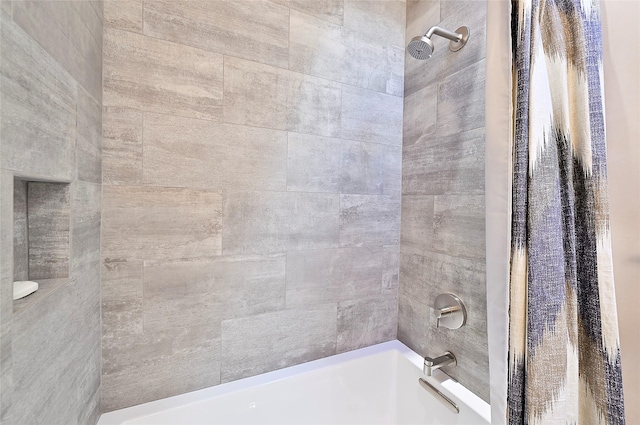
13 281 38 300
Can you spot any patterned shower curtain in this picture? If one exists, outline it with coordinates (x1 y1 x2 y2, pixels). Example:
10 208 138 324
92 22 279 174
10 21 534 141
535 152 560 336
508 0 626 424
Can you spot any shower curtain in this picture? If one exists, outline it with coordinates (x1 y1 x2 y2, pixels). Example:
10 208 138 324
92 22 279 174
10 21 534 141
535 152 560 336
508 0 625 424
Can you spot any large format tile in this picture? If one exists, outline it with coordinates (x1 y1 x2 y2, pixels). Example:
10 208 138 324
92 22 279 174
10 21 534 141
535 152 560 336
405 0 440 46
89 0 104 22
432 194 485 261
222 191 288 255
76 345 101 425
12 0 103 100
102 325 220 411
289 10 403 96
102 107 143 185
2 6 103 425
399 251 486 333
101 258 143 344
67 276 101 424
213 254 286 320
101 253 286 411
27 182 70 280
401 271 488 380
104 0 142 32
1 0 12 16
76 87 102 184
344 0 406 48
337 295 397 353
382 245 400 293
403 128 485 195
339 195 400 247
1 18 76 180
102 186 223 261
287 133 390 194
0 170 12 421
400 0 488 406
436 60 486 137
102 322 218 376
144 0 289 68
144 113 287 191
400 195 434 255
223 191 339 254
383 144 403 196
69 0 103 51
285 247 383 308
10 280 81 424
10 274 100 423
423 319 490 402
397 292 430 356
404 1 486 96
70 182 102 285
440 0 481 21
288 192 341 251
104 28 223 121
142 259 223 332
339 85 403 145
398 249 424 297
223 57 342 137
402 83 437 147
13 180 28 281
220 306 337 383
290 0 344 25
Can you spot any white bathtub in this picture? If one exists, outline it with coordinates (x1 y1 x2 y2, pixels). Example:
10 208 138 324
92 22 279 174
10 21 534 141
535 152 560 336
98 340 490 425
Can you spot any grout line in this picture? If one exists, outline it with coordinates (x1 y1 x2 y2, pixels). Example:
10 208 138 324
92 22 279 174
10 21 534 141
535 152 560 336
221 54 225 120
99 117 106 386
141 111 144 185
338 83 344 139
140 259 145 332
285 132 290 192
284 244 289 309
220 189 226 255
25 181 30 282
134 109 403 149
130 183 391 198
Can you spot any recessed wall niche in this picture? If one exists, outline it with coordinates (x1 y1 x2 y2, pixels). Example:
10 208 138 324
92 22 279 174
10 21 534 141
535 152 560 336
13 179 71 284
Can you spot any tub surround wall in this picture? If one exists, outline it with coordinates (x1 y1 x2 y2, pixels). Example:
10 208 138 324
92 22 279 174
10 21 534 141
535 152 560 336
0 1 103 424
101 0 405 411
399 0 489 402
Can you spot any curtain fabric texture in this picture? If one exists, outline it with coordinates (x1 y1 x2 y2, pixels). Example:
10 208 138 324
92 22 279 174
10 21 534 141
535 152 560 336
508 0 625 424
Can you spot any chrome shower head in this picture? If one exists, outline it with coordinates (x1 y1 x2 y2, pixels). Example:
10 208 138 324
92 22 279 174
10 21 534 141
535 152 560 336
407 25 470 60
408 35 435 60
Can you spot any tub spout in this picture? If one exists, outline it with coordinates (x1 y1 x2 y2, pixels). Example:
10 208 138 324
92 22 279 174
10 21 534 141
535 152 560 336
423 352 456 376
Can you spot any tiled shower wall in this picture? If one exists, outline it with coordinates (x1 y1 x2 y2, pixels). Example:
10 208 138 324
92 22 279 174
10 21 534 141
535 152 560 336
399 0 489 401
101 0 405 410
0 1 103 424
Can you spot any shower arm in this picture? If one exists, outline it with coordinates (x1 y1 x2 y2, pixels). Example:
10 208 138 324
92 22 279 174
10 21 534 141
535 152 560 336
425 26 463 43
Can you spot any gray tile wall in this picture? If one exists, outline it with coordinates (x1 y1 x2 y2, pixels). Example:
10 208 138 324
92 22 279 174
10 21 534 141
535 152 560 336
101 0 405 411
399 0 489 402
0 1 103 424
25 182 71 280
12 180 28 282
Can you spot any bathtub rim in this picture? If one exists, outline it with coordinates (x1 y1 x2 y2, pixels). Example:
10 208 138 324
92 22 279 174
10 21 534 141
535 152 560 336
97 340 491 425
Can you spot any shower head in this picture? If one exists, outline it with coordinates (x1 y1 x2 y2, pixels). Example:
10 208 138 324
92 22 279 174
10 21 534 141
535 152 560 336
407 35 435 60
407 25 470 60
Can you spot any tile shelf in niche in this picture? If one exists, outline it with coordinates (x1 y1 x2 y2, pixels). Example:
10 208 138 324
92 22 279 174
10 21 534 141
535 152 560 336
13 278 70 316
